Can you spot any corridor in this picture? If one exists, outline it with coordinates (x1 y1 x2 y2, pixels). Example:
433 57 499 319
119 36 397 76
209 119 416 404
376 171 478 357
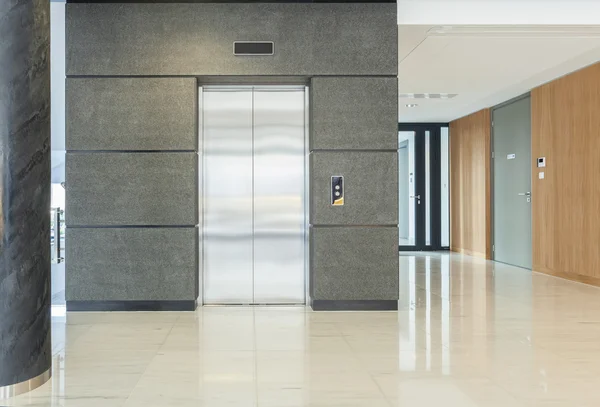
9 253 600 407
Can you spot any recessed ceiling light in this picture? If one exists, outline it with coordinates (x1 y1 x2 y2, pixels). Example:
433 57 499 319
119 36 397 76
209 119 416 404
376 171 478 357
405 104 418 108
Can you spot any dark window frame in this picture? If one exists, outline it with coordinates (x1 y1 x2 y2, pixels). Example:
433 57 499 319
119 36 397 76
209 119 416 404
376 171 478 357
398 123 450 252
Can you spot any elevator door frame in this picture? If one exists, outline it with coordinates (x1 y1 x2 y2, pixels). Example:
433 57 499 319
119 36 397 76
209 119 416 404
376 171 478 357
199 85 310 306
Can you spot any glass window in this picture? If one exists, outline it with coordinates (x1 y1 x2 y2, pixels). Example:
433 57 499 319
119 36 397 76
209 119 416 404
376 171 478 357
425 131 431 246
441 127 450 247
398 131 415 246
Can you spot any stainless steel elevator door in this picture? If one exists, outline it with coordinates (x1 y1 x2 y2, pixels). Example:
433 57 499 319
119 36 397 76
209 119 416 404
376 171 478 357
203 90 254 304
202 86 306 305
253 89 306 303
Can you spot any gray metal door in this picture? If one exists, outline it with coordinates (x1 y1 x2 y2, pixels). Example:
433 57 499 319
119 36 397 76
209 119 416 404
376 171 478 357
202 86 306 304
493 96 532 269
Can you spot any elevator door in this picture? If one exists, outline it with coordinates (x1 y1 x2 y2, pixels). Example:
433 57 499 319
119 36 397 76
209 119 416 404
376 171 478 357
202 86 306 305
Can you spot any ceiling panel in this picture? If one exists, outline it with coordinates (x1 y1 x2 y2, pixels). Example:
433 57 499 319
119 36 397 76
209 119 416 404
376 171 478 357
398 25 600 122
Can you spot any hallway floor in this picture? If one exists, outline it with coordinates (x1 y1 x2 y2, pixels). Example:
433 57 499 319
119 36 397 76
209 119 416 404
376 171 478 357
8 253 600 406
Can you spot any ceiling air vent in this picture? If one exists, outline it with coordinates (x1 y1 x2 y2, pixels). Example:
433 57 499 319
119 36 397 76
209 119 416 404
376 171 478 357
399 93 458 99
427 25 600 38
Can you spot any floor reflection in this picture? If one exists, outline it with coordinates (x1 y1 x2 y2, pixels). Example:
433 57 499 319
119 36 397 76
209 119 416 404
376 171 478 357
7 252 600 406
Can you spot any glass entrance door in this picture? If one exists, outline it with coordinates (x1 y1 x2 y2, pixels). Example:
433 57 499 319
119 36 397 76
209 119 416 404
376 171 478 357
398 124 449 251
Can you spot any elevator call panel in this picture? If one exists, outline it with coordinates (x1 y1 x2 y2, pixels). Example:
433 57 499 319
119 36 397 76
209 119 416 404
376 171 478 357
331 176 344 206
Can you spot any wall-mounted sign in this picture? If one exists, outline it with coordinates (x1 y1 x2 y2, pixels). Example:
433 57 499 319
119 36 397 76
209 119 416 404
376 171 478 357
234 41 274 56
507 153 516 160
331 176 344 206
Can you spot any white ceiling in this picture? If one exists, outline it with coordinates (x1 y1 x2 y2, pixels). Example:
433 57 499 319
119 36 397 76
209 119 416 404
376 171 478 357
398 25 600 122
397 0 600 25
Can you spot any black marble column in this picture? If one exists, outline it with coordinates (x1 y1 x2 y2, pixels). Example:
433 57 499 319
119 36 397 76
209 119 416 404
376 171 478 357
0 0 51 396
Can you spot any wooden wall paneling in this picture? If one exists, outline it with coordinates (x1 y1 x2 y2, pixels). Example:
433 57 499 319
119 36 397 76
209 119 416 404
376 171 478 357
449 109 491 259
447 62 600 285
531 62 600 284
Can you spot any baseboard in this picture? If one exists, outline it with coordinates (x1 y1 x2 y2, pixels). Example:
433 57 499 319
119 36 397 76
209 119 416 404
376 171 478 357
66 300 197 312
311 300 398 311
533 266 600 288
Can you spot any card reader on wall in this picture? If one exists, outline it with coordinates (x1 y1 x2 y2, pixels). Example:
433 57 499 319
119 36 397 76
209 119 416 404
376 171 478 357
331 176 344 206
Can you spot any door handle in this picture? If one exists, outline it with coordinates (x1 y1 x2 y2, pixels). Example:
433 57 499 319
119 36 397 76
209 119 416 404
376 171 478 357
410 195 421 205
517 192 531 196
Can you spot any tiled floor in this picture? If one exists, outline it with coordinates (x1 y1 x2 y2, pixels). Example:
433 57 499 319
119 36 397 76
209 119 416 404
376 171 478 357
7 252 600 406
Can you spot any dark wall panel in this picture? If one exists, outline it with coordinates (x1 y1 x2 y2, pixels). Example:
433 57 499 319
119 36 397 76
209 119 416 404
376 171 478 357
311 77 398 150
66 3 397 76
67 78 197 151
66 228 198 301
310 151 398 225
311 226 399 300
66 152 197 226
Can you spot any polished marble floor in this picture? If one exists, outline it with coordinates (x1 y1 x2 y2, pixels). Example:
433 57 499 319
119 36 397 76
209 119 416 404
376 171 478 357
7 252 600 406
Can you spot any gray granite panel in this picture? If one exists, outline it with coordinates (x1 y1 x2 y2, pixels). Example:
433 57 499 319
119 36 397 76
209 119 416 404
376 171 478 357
66 3 397 76
311 77 398 150
67 78 197 151
311 227 399 300
66 152 197 226
310 151 398 226
66 228 197 301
